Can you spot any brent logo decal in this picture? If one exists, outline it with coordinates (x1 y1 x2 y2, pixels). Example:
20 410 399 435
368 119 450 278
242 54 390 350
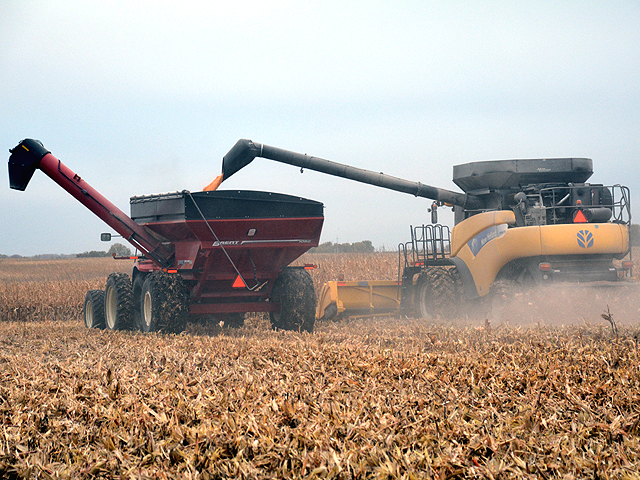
212 240 240 247
577 230 594 248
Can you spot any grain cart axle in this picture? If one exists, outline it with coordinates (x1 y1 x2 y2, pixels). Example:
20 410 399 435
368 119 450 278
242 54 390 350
9 139 324 332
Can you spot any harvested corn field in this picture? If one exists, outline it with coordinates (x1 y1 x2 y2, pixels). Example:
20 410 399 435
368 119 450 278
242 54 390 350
1 254 640 478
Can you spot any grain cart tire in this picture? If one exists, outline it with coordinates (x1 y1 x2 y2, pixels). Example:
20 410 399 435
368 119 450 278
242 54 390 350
141 271 189 333
417 267 458 319
132 274 146 331
105 273 134 330
84 290 106 329
270 268 316 333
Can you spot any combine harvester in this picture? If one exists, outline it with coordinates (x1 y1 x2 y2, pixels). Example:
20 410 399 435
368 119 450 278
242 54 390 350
8 139 323 332
212 139 634 320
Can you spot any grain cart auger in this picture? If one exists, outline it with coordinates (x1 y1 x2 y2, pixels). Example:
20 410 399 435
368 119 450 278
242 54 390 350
211 139 633 320
8 139 324 332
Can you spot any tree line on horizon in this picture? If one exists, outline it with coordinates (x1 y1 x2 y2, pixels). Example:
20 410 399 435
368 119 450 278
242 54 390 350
1 243 132 260
309 240 377 253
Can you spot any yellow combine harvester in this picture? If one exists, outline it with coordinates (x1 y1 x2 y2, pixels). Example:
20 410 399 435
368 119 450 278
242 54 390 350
213 140 634 320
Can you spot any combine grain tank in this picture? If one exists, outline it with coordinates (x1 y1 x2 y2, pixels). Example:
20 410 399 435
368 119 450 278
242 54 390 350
8 139 323 332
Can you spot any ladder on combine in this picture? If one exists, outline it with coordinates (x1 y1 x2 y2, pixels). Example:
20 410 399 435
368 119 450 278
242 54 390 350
401 224 452 268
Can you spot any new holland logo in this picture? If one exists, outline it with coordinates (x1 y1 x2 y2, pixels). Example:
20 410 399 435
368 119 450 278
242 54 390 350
577 230 594 248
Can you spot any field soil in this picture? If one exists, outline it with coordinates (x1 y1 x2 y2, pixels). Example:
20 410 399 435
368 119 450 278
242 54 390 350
1 254 640 478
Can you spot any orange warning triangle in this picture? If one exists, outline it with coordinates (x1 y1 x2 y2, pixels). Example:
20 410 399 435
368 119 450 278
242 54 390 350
574 210 588 223
232 275 246 288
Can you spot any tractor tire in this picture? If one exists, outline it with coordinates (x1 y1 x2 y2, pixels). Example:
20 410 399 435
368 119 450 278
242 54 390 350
132 273 146 331
105 273 134 330
269 268 316 333
84 290 106 329
416 266 460 319
141 271 189 333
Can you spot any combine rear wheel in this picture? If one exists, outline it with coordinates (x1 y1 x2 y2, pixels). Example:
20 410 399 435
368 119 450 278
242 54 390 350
270 268 316 333
416 267 460 319
141 271 189 333
84 290 106 329
105 273 133 330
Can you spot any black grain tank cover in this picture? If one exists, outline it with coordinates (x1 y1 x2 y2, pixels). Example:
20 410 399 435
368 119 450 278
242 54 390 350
452 158 593 193
130 190 324 224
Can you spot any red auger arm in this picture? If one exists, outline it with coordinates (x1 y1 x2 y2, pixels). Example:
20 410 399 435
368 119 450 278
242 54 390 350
8 139 174 268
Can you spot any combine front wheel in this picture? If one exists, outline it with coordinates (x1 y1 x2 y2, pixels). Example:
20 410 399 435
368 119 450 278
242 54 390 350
416 267 459 319
141 271 189 333
84 290 106 329
270 268 316 333
105 273 133 330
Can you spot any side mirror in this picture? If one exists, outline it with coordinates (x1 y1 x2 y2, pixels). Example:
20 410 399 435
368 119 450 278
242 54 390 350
100 233 112 242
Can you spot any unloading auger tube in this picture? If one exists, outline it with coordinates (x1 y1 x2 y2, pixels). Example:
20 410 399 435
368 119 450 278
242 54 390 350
217 139 484 210
8 139 174 268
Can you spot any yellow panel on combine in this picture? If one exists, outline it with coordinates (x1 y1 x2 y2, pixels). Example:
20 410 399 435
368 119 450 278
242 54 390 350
316 280 401 320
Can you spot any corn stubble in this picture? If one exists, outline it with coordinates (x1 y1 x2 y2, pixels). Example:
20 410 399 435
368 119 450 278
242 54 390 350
1 255 640 478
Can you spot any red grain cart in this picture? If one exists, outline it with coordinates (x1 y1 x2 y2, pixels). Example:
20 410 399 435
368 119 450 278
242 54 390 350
9 139 323 333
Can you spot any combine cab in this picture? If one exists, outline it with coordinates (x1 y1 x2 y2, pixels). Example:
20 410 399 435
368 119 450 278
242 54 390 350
212 140 633 320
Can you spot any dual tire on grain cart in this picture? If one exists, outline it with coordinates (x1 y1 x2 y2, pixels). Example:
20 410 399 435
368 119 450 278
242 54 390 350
82 271 189 333
84 290 106 329
270 267 316 333
105 273 134 330
139 271 189 333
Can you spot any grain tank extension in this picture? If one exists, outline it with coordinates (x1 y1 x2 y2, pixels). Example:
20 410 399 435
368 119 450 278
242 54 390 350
215 139 633 319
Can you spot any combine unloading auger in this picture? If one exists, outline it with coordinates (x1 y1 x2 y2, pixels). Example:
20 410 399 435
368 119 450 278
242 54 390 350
210 139 483 210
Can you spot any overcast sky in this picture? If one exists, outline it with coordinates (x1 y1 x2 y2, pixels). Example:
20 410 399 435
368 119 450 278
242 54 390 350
2 1 640 256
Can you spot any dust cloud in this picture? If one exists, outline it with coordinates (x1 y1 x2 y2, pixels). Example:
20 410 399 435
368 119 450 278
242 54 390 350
464 283 640 328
